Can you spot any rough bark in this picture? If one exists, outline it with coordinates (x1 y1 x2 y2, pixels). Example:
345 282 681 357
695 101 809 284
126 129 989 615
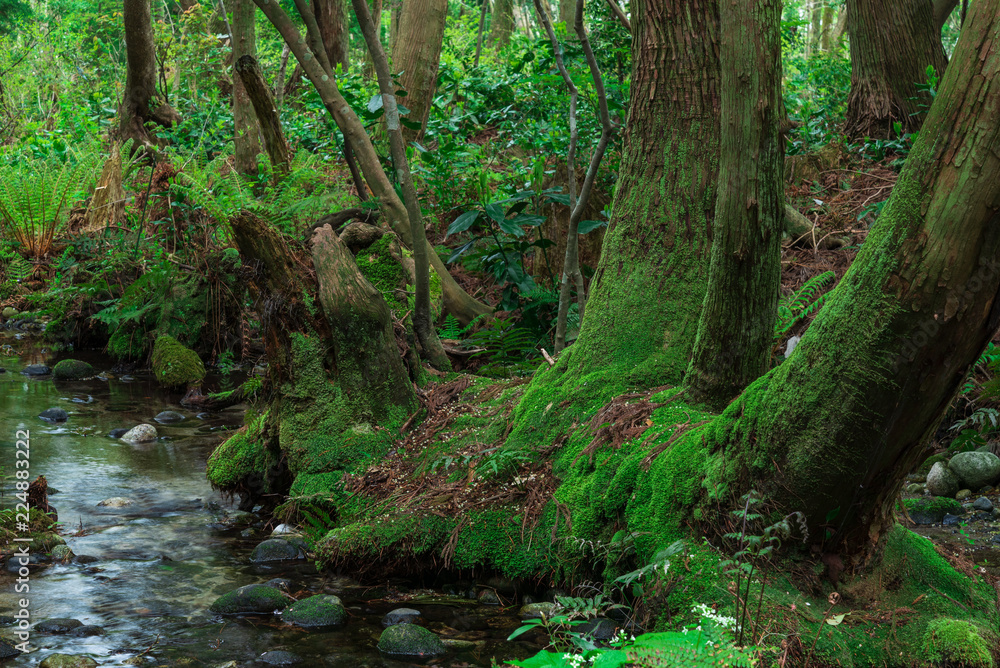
121 0 181 146
488 0 515 49
235 56 291 174
844 0 948 139
392 0 448 141
314 0 350 72
684 0 783 407
233 0 263 175
933 0 959 31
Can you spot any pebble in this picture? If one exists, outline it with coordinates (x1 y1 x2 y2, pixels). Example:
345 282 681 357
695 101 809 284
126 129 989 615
973 497 994 512
942 514 962 526
956 489 973 501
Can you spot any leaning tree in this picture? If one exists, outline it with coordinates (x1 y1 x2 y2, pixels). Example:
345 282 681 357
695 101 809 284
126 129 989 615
121 0 181 145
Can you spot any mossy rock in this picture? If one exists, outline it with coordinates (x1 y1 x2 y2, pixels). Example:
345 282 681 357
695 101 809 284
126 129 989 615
922 618 994 668
377 623 446 657
920 454 948 474
904 497 963 525
209 584 288 615
52 359 94 380
207 410 278 493
250 538 305 563
151 335 205 388
282 594 347 628
38 654 98 668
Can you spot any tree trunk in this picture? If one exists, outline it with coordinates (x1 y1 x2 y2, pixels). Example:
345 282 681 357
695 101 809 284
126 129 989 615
683 0 782 407
235 56 291 174
314 0 350 72
844 0 948 139
233 0 263 174
553 0 720 388
819 3 834 52
488 0 515 49
558 0 575 32
121 0 181 146
474 0 489 67
392 0 447 141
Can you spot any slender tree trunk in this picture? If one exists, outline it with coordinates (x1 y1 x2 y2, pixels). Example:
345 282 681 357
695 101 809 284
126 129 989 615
275 43 291 104
488 0 515 49
819 3 834 52
474 0 490 66
233 0 263 174
844 0 948 139
684 0 782 407
551 0 720 387
235 56 291 174
314 0 350 72
121 0 181 146
392 0 448 141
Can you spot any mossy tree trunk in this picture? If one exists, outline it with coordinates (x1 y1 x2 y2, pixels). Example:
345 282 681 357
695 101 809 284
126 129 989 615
683 0 783 407
235 55 291 174
844 0 948 140
121 0 181 146
488 0 515 50
391 0 448 142
232 0 263 175
314 0 350 72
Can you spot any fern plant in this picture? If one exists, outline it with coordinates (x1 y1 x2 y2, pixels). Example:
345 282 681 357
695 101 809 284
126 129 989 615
774 270 835 336
468 315 542 378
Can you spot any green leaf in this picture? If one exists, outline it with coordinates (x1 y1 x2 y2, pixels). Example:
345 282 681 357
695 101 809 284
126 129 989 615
367 94 383 113
826 613 847 626
447 210 482 236
578 219 607 234
508 651 566 668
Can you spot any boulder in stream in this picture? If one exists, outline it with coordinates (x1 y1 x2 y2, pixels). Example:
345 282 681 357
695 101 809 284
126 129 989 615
21 364 51 376
0 639 20 659
154 410 186 423
39 407 69 423
926 462 961 497
377 624 446 658
52 359 95 380
97 497 134 508
250 538 306 563
34 618 84 634
38 655 98 668
382 607 421 627
282 594 347 628
152 335 206 388
949 451 1000 491
210 584 288 614
121 424 157 444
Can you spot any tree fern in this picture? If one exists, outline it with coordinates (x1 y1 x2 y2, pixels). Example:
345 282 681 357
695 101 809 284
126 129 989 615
774 270 835 336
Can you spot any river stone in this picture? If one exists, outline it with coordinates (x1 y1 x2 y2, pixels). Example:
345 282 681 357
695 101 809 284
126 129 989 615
35 618 84 634
0 639 20 659
154 410 186 423
956 489 973 501
942 514 962 526
382 607 421 627
377 624 446 657
38 655 98 668
949 451 1000 490
210 584 288 614
283 594 347 628
265 578 293 591
152 335 206 388
121 424 157 443
52 359 94 380
477 589 501 605
260 651 302 665
39 407 69 422
443 639 478 651
70 625 105 637
108 428 130 439
1 307 16 319
520 602 556 619
51 545 74 562
974 497 994 512
21 364 51 376
926 462 961 498
251 538 305 563
97 497 134 508
270 523 299 536
904 483 924 494
578 617 618 640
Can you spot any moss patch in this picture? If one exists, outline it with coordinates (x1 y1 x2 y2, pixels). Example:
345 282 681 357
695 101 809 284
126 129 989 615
151 335 206 387
923 618 994 668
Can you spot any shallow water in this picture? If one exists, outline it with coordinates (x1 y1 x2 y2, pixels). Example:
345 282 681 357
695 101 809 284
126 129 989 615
0 339 534 667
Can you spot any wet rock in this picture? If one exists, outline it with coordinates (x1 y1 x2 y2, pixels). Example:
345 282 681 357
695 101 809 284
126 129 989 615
108 428 130 439
926 462 961 498
956 489 973 501
378 624 446 658
121 424 157 443
38 655 98 668
443 639 478 651
949 451 1000 490
152 335 206 388
74 555 99 564
21 364 51 376
250 538 305 563
0 616 14 626
477 589 501 605
283 594 347 628
6 553 44 572
154 410 186 423
906 473 927 483
260 650 302 665
382 607 421 627
0 639 20 659
265 578 293 591
270 523 299 536
904 483 924 494
70 625 105 637
520 602 556 619
1 307 17 319
973 497 994 512
240 528 262 539
578 617 618 640
39 407 69 422
51 545 74 562
52 359 94 380
210 584 288 614
35 618 84 634
942 514 962 526
97 497 134 508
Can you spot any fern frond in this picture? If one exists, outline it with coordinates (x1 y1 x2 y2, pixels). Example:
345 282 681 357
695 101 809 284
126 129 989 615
775 270 836 336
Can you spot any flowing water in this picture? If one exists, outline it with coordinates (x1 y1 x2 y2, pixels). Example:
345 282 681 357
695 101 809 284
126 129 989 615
0 337 535 667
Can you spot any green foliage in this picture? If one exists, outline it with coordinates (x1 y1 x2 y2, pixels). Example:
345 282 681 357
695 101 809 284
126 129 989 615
467 315 542 378
774 271 835 336
922 618 994 668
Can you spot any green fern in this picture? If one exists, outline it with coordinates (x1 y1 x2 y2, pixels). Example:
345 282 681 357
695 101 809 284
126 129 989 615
468 315 541 378
774 270 835 336
436 313 487 339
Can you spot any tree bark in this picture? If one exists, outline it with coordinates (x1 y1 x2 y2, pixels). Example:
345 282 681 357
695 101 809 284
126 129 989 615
121 0 181 146
235 56 291 174
392 0 447 142
474 0 490 66
233 0 263 174
488 0 515 49
683 0 783 407
314 0 350 72
558 0 575 33
844 0 948 139
933 0 959 32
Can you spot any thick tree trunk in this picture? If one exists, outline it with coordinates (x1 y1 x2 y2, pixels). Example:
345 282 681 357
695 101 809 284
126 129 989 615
233 0 263 174
684 0 783 407
558 0 575 32
488 0 514 49
392 0 447 141
235 56 291 174
553 0 720 388
121 0 181 145
844 0 948 139
819 4 835 52
314 0 350 72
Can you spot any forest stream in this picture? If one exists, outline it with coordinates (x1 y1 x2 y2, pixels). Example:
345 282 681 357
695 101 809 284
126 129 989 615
0 336 534 667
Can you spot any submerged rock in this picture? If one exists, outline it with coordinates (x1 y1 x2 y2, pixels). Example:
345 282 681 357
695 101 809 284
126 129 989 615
377 624 446 658
21 364 51 376
250 538 305 563
152 335 205 388
259 650 302 665
34 618 84 634
154 410 186 423
39 407 69 423
0 639 20 659
108 428 130 439
926 462 961 498
282 594 347 628
52 359 94 380
382 607 421 627
121 424 157 444
38 655 98 668
70 625 105 637
97 497 134 508
949 451 1000 491
210 584 288 615
520 602 556 619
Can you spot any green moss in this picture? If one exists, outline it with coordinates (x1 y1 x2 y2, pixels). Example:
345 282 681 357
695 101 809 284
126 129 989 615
923 618 994 668
355 234 406 316
920 454 948 474
207 410 277 491
904 497 962 522
52 359 94 380
151 335 206 387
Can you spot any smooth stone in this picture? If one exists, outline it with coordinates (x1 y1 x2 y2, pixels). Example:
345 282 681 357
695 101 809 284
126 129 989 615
38 655 98 668
283 594 347 628
52 359 94 380
382 607 421 627
210 584 288 614
154 410 186 423
70 625 105 637
949 451 1000 490
21 364 51 376
1 307 16 318
51 545 74 561
520 602 556 619
578 617 618 640
942 514 962 526
108 428 130 439
121 424 157 443
6 553 44 571
260 651 301 665
442 639 478 651
97 497 134 508
926 461 961 498
956 489 973 501
0 639 20 659
377 624 446 657
35 618 84 634
270 523 299 536
251 538 305 563
39 407 69 422
973 497 994 512
904 483 924 494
